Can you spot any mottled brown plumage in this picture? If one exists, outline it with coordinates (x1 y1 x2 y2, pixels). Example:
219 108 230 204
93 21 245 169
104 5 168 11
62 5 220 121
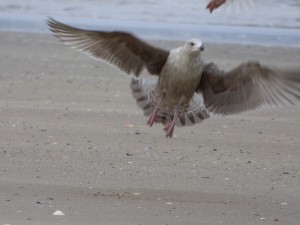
47 18 169 76
198 62 300 115
47 18 300 138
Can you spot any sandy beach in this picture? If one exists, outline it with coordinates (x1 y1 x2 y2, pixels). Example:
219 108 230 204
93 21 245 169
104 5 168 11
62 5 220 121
0 31 299 225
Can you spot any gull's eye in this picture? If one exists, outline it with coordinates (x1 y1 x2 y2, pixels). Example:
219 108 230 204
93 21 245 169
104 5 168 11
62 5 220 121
189 42 195 46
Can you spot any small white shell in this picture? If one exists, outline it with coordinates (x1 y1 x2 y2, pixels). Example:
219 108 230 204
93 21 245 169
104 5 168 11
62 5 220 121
53 210 65 216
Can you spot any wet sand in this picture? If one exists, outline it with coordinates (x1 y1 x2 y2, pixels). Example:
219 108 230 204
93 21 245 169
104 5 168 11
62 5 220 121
0 31 299 225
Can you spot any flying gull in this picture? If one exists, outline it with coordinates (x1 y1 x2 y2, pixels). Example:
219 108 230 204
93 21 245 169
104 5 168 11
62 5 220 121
47 18 300 138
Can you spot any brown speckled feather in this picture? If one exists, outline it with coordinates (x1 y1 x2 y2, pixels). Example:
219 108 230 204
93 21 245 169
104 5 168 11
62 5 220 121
47 18 169 76
46 19 300 138
198 62 300 115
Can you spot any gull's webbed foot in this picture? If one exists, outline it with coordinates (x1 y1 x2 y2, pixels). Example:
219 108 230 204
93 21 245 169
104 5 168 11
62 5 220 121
147 109 158 127
163 120 176 138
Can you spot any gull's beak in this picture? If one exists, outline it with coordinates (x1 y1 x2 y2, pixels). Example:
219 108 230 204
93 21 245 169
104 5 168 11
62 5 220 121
199 44 204 51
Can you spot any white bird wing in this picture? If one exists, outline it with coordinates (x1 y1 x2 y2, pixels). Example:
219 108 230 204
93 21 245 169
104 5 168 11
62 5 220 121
224 0 255 9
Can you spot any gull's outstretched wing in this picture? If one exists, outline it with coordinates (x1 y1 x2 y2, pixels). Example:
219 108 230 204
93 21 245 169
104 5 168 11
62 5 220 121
197 62 300 115
47 18 169 77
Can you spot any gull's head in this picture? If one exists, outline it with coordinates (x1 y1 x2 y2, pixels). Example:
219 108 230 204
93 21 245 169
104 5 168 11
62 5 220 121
184 39 204 56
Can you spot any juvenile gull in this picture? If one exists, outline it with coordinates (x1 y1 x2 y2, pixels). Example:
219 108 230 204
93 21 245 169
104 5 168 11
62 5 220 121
47 18 300 138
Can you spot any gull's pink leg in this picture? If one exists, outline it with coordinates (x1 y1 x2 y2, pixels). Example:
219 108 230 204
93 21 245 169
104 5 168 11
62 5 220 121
163 117 176 138
147 95 164 127
147 109 158 127
163 101 182 138
163 96 187 138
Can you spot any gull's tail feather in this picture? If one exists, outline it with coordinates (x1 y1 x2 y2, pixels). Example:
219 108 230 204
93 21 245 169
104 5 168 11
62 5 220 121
130 77 157 117
130 77 210 127
176 94 210 127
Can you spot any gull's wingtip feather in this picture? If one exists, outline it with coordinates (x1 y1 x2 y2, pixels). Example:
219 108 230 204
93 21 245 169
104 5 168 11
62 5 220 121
46 17 59 31
46 17 55 25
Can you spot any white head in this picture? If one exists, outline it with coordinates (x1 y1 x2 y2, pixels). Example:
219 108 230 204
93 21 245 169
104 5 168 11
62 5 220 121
183 39 204 56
